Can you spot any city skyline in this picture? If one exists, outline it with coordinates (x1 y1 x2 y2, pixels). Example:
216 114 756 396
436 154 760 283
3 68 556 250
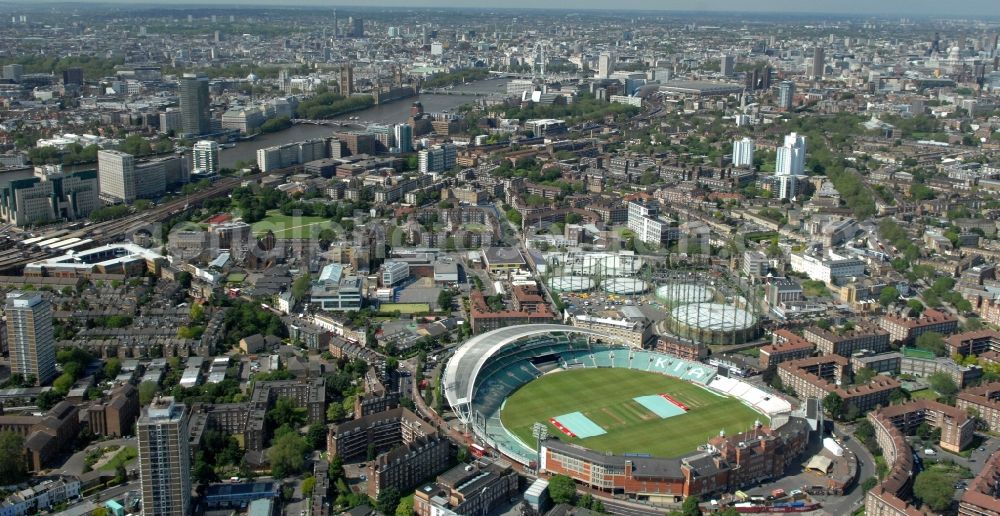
0 2 998 516
5 0 1000 17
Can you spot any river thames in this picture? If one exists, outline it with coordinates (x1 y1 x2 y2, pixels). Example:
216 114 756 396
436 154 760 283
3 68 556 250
220 78 510 168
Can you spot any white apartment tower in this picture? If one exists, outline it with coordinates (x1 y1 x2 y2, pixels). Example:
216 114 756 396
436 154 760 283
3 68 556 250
776 133 807 176
627 200 678 246
775 133 807 200
418 143 456 174
732 138 755 168
98 149 136 204
597 52 614 79
192 140 220 176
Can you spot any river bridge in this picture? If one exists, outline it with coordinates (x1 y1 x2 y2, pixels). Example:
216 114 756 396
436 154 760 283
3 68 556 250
290 119 369 127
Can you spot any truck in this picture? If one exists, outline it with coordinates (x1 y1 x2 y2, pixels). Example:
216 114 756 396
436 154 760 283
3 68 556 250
771 489 786 499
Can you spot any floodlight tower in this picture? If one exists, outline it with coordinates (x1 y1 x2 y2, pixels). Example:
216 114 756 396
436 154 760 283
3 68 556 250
532 422 549 471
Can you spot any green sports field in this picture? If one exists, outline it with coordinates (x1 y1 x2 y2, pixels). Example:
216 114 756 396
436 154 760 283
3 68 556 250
379 303 431 314
251 210 333 238
500 368 765 457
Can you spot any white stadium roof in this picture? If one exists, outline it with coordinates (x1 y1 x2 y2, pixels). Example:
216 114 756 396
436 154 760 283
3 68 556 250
443 324 633 410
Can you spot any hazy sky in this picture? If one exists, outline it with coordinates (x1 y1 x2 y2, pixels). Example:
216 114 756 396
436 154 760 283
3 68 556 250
337 0 997 15
15 0 1000 16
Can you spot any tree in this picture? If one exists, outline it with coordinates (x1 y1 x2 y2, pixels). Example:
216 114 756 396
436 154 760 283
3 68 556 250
889 387 909 405
375 487 401 515
302 475 317 498
854 419 879 453
678 496 701 516
267 431 308 478
114 463 127 485
505 208 522 226
327 403 346 422
927 372 959 398
123 134 152 156
138 381 159 405
53 373 74 394
36 390 64 410
268 397 306 429
548 474 577 505
823 392 845 420
104 358 122 379
189 303 205 324
437 289 454 311
175 271 193 289
964 317 985 331
291 273 311 303
855 367 877 384
395 496 414 516
913 469 956 511
0 431 27 484
306 422 327 450
915 332 946 356
861 477 878 492
879 286 899 307
192 451 217 484
907 299 925 316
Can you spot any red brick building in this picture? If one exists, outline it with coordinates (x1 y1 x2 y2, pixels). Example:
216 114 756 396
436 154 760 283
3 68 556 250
759 329 814 370
778 355 900 414
957 382 1000 433
875 399 974 453
469 290 556 333
947 330 1000 357
959 450 1000 516
540 418 811 503
803 324 890 356
878 309 958 345
654 336 708 361
87 383 140 437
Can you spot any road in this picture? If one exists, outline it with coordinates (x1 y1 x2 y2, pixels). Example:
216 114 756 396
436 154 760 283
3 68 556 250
282 478 308 516
600 497 667 515
835 429 878 515
92 482 138 505
742 423 875 516
935 433 1000 474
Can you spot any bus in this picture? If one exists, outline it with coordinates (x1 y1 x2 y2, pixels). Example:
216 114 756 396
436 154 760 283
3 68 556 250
470 444 487 459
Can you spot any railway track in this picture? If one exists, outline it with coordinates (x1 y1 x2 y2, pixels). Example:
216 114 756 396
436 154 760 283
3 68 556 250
0 171 275 273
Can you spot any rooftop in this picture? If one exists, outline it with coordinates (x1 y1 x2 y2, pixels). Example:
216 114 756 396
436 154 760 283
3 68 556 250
443 324 637 410
881 308 957 328
482 246 525 266
25 243 163 273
